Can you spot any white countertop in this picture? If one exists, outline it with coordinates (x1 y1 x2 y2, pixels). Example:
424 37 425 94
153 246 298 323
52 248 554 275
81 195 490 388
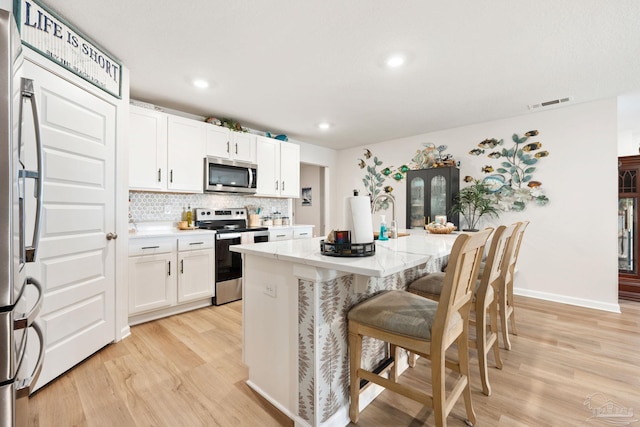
128 222 315 239
231 232 459 277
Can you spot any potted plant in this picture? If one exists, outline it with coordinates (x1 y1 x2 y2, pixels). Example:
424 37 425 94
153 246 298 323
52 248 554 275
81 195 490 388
450 179 499 231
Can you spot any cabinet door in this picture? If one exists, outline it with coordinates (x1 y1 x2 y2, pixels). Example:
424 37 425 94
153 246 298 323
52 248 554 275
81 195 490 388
405 168 459 229
167 115 206 192
129 106 167 190
256 136 280 196
279 142 300 198
231 131 257 163
178 249 215 303
128 253 176 314
205 125 231 159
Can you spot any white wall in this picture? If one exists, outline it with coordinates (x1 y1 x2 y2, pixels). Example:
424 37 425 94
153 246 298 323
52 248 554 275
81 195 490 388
332 98 619 312
295 164 323 235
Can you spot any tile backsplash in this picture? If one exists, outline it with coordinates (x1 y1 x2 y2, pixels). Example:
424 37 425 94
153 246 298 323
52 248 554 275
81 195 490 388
129 191 290 223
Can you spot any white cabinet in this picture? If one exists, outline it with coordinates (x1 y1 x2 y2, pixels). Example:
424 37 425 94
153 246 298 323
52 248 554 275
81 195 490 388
256 136 300 198
269 228 294 241
129 105 205 193
128 237 177 314
269 226 313 241
206 125 256 163
294 226 313 239
129 106 168 191
167 115 206 192
177 235 215 303
128 233 215 322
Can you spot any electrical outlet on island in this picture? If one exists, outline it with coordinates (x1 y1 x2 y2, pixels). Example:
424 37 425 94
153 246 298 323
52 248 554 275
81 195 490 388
264 283 277 298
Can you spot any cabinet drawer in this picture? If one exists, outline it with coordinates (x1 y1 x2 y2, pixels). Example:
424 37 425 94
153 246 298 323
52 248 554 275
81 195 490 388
178 234 215 251
269 229 293 241
294 228 313 239
129 238 176 256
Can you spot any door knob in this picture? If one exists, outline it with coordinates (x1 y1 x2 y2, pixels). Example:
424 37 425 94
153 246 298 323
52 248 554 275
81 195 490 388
106 232 118 240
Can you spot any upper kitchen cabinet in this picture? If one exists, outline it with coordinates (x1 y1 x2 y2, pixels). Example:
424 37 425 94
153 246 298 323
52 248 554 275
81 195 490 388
206 125 256 163
129 105 205 193
129 105 168 191
256 136 300 198
167 115 206 192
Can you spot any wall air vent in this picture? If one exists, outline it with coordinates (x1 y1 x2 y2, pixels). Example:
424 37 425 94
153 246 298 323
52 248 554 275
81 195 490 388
528 96 572 110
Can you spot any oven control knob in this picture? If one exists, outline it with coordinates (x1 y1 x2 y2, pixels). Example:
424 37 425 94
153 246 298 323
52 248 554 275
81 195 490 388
207 211 211 215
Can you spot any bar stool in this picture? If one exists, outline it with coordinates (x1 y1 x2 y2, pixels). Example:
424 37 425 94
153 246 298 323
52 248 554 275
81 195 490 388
499 220 529 350
348 229 491 426
407 224 517 396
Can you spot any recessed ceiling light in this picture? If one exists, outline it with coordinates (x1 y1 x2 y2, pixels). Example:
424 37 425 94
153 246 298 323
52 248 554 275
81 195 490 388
318 122 331 130
193 79 209 89
385 54 405 68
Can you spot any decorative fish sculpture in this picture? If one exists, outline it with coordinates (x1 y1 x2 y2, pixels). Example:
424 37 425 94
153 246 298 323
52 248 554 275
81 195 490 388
478 138 502 149
487 151 502 159
384 186 394 193
469 148 485 156
463 175 474 183
358 159 366 169
381 167 393 176
393 172 403 181
399 164 410 173
527 181 542 188
363 148 372 159
535 150 549 158
525 130 539 137
481 165 494 173
522 142 542 152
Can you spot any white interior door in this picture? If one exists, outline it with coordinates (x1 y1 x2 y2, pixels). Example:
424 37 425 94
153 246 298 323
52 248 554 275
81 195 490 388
23 58 116 390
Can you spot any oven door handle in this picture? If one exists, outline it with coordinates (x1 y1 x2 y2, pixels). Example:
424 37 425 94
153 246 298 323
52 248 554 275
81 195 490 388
216 233 242 240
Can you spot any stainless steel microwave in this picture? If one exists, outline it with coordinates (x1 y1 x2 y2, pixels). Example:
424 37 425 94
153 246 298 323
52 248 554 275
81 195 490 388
204 157 257 194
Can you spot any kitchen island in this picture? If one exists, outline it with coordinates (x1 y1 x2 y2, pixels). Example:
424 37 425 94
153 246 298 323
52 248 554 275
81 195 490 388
231 233 457 427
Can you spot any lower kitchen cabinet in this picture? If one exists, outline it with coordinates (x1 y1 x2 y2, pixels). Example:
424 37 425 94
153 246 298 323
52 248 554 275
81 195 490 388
128 233 215 324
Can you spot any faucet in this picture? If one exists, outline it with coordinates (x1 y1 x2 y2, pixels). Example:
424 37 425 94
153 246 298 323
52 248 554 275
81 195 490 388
371 193 398 239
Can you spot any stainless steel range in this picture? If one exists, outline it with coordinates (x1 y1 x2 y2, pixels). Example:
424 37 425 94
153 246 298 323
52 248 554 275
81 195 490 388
195 208 269 305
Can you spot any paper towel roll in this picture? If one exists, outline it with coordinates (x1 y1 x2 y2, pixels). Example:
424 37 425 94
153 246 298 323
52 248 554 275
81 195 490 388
344 196 374 244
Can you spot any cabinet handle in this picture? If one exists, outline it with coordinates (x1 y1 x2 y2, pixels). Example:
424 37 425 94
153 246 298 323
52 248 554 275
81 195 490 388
275 180 278 191
235 142 238 155
168 261 171 276
158 168 161 182
226 141 230 153
170 169 173 183
282 181 285 191
141 245 160 249
276 234 286 238
180 259 184 274
189 242 204 245
299 233 308 236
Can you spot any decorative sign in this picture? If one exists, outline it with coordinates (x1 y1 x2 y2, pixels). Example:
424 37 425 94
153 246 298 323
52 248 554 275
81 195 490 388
14 0 122 98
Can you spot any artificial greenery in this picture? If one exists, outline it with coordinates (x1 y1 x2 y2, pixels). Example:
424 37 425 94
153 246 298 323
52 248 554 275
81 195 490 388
451 180 500 231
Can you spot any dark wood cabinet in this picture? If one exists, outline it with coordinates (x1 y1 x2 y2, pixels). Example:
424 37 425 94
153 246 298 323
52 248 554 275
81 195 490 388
405 167 460 229
619 155 640 301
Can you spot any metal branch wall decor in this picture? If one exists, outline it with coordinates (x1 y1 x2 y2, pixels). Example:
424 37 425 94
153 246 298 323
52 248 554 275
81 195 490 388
468 130 550 211
358 148 409 210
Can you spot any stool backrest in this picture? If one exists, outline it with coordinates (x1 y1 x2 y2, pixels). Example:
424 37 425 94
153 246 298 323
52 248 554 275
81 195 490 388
434 228 492 346
480 223 518 292
503 221 529 285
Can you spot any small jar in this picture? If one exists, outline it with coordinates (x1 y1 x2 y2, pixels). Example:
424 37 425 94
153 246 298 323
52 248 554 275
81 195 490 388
273 216 283 226
282 216 290 225
262 216 273 226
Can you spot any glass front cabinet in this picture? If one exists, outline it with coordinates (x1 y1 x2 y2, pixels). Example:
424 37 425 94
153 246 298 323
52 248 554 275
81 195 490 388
406 167 460 229
619 155 640 301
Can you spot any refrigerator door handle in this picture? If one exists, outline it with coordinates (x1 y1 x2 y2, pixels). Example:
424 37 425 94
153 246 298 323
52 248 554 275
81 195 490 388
19 78 44 263
14 277 43 330
15 321 45 397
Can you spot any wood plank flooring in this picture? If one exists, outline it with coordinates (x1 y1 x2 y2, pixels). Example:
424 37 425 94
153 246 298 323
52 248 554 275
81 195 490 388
28 296 640 427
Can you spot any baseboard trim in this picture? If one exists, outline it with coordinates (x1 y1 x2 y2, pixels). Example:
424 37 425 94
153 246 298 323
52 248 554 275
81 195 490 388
514 288 621 313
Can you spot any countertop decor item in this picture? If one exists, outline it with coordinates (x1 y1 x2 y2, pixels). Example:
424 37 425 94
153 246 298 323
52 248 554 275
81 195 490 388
425 223 457 234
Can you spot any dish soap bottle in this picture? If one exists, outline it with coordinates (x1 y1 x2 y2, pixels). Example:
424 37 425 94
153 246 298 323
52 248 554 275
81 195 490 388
379 215 389 241
185 205 193 228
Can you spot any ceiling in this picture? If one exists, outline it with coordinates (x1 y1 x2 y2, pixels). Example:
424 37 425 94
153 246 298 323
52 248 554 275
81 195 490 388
39 0 640 150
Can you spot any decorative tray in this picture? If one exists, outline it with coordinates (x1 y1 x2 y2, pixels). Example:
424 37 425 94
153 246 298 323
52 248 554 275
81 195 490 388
320 240 376 257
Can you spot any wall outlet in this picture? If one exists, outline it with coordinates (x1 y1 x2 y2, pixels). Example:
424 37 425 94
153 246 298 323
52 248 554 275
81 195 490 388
264 283 277 298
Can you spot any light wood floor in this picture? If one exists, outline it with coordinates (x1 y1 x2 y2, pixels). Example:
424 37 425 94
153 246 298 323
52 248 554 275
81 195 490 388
28 296 640 427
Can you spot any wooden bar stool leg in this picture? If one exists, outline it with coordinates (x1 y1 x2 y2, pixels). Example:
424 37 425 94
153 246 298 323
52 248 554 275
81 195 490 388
490 298 503 370
390 344 400 382
508 284 518 335
459 327 477 426
475 299 491 396
499 287 512 350
349 330 362 423
432 347 447 427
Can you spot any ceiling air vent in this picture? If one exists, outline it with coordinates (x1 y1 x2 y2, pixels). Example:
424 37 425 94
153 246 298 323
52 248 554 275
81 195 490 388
528 96 572 110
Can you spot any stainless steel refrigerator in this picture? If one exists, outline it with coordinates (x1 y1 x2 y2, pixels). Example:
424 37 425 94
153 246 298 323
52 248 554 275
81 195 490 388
0 8 45 427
